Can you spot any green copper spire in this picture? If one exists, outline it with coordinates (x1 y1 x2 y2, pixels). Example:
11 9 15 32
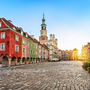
42 12 45 24
43 12 44 19
41 12 46 30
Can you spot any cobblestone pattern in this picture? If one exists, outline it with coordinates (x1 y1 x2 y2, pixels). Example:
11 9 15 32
0 61 90 90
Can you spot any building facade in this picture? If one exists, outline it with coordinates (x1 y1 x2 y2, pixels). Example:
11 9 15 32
65 50 69 60
73 48 78 60
0 17 49 67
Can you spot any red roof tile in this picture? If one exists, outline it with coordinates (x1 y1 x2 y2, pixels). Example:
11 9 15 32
1 18 20 30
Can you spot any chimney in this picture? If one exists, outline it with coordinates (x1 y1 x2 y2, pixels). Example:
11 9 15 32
31 35 34 39
8 20 12 23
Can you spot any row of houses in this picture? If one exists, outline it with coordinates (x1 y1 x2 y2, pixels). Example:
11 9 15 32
58 48 79 60
0 18 49 67
81 42 90 61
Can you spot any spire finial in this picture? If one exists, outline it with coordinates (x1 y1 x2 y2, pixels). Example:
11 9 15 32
43 11 44 19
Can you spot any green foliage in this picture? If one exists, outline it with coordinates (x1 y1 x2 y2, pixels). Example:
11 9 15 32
87 67 90 71
83 61 90 67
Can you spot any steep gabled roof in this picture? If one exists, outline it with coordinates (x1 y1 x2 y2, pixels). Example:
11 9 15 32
73 48 78 51
58 49 61 51
1 18 20 30
34 38 39 43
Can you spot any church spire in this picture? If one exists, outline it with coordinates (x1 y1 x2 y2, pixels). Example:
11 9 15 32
42 12 45 24
43 12 44 19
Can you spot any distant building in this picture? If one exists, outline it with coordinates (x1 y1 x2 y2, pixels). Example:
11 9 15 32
69 50 73 60
58 49 62 60
65 50 69 60
39 13 59 60
73 48 78 60
62 50 65 60
81 42 90 61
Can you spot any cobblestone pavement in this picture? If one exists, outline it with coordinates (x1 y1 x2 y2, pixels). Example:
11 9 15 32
0 61 90 90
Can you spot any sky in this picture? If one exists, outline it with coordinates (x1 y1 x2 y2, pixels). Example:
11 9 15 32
0 0 90 54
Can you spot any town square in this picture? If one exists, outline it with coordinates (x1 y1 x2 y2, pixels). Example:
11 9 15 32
0 61 90 90
0 0 90 90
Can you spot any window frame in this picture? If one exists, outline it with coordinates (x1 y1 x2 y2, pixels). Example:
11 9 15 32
0 43 5 51
15 45 19 51
23 40 25 44
23 48 25 53
15 35 19 41
1 32 5 39
31 50 32 54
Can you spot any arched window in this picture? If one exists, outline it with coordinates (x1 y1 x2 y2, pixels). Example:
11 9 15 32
42 26 43 30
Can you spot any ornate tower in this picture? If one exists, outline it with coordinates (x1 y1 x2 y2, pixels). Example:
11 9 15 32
39 13 48 41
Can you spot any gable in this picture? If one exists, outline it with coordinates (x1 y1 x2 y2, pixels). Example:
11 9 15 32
0 19 8 29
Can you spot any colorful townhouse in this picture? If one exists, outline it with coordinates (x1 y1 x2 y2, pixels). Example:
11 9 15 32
62 50 65 60
26 35 30 64
21 32 27 64
73 48 79 60
69 50 73 60
38 43 42 61
81 42 90 61
34 38 39 60
30 35 36 59
45 44 49 61
0 18 49 67
58 49 62 60
65 50 69 60
41 44 45 61
0 18 22 67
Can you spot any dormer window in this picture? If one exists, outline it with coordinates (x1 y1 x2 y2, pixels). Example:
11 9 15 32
13 27 16 30
26 34 27 37
0 22 1 27
21 30 23 35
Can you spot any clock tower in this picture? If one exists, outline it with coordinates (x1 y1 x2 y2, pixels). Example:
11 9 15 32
39 13 48 41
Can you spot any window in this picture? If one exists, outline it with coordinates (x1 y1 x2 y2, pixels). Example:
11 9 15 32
23 48 25 53
31 50 32 54
21 31 23 35
23 40 25 44
27 42 29 46
13 27 16 30
26 34 27 37
1 33 5 39
15 45 19 51
41 31 43 34
16 35 19 41
36 45 37 49
0 22 1 27
1 43 5 50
